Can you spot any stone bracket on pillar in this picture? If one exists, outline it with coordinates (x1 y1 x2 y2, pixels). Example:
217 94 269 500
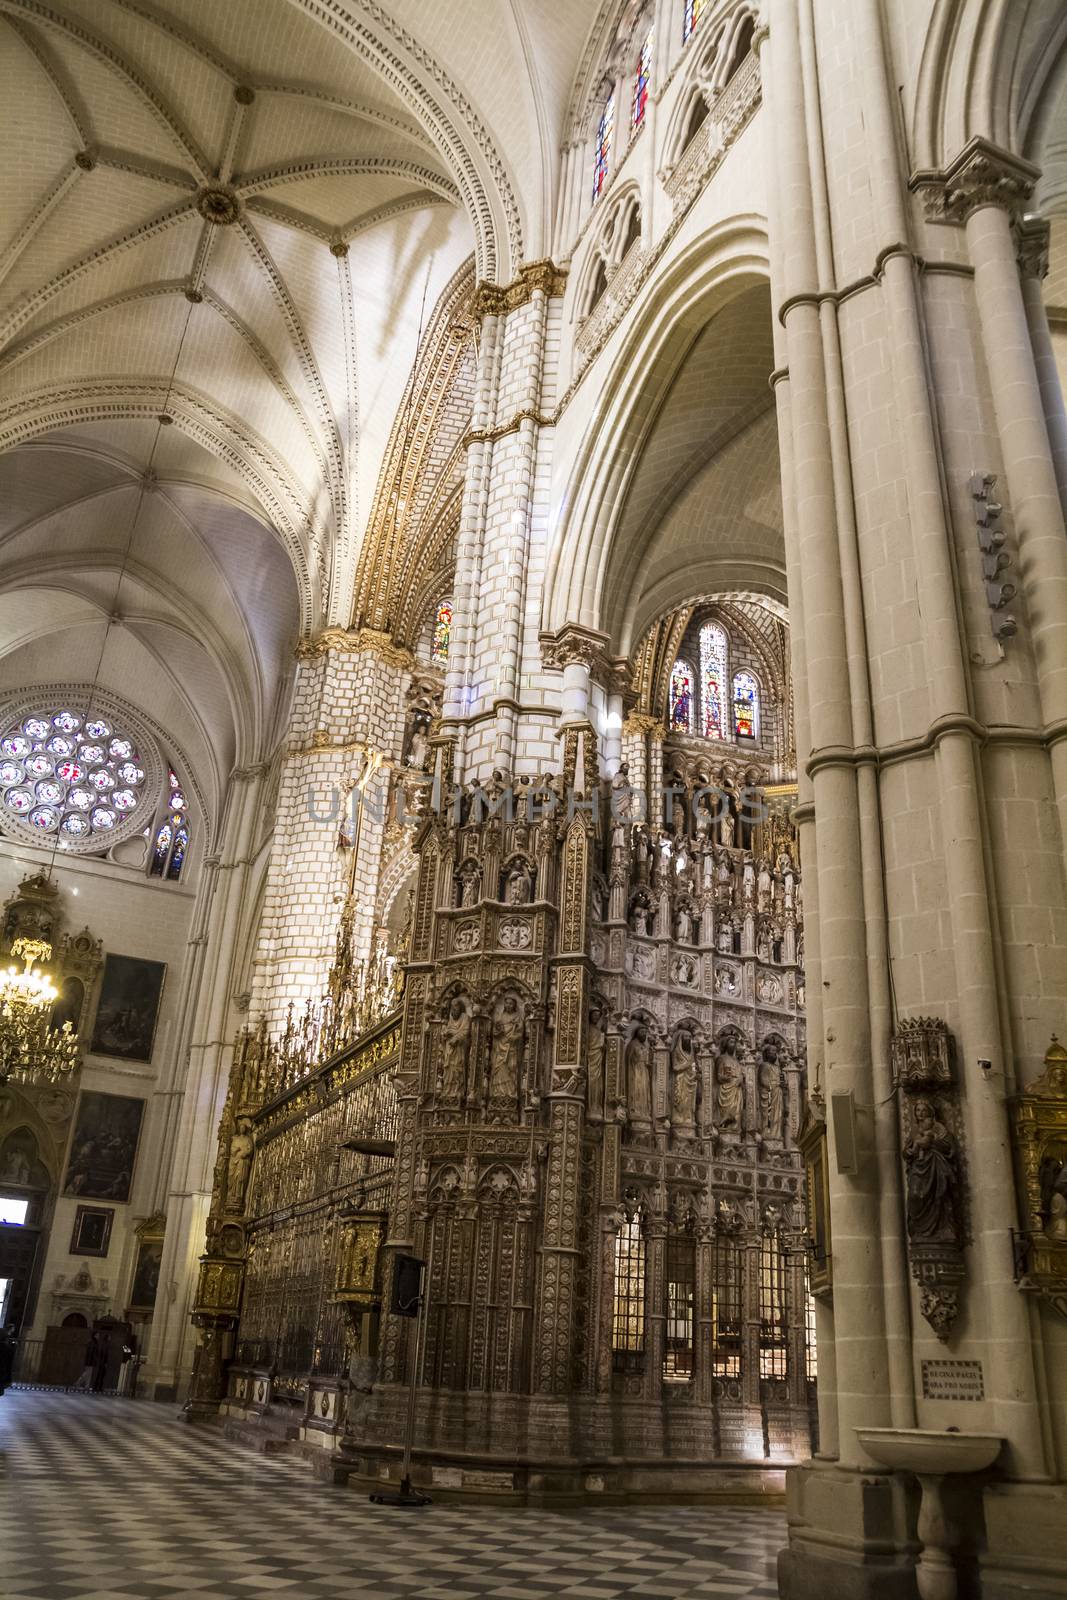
892 1017 967 1341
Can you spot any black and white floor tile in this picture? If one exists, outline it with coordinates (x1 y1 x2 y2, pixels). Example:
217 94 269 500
0 1391 783 1600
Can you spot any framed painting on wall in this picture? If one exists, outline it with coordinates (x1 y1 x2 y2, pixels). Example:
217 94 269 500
63 1091 145 1203
89 954 166 1064
69 1205 113 1258
129 1233 164 1314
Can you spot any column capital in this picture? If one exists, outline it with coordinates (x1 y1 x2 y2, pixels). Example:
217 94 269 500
471 258 568 319
1017 215 1051 280
540 623 630 695
295 624 415 672
910 136 1040 227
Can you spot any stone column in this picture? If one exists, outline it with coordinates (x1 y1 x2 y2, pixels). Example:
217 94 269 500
144 763 265 1398
1017 218 1067 523
766 0 891 1464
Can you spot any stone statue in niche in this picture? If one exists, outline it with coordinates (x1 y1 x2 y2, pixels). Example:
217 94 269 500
611 762 634 824
586 1006 606 1123
1040 1153 1067 1240
458 863 480 908
670 1030 698 1129
757 1042 785 1141
489 994 525 1098
632 904 649 936
716 921 734 953
903 1097 962 1245
634 826 653 884
505 863 531 905
626 1023 653 1124
671 794 687 837
675 906 691 944
757 858 772 910
440 997 472 1098
716 1039 744 1133
720 807 735 848
406 719 430 771
225 1117 254 1212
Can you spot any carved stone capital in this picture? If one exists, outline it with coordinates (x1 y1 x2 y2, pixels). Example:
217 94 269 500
540 623 611 678
472 258 567 319
296 625 415 671
911 137 1039 227
621 711 663 738
1017 216 1051 280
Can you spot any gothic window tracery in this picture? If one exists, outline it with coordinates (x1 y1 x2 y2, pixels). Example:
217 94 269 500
0 706 148 843
700 622 727 739
632 27 653 129
149 767 190 882
593 91 615 199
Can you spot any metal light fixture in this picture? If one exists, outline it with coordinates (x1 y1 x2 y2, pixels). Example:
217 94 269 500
0 936 79 1086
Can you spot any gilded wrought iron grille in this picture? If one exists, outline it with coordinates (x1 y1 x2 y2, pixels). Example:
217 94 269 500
663 1225 695 1381
711 1235 743 1377
612 1213 646 1370
759 1232 788 1379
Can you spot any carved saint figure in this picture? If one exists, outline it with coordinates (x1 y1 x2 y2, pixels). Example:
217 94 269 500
720 807 735 848
505 863 531 905
441 998 472 1098
489 994 524 1098
459 864 480 908
903 1098 960 1245
757 1043 785 1141
611 762 633 822
716 1042 744 1132
670 1030 697 1127
757 858 772 910
226 1117 254 1211
632 904 649 936
586 1007 606 1122
634 826 653 883
626 1023 653 1123
675 906 691 944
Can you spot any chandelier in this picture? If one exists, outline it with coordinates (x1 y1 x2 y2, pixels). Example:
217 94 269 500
0 937 79 1087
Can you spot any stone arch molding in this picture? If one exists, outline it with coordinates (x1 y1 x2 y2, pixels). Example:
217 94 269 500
0 383 322 635
912 0 1067 172
544 217 773 652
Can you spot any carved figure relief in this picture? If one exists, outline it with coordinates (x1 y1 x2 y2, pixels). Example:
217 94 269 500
903 1098 961 1245
225 1117 254 1213
716 1038 744 1133
440 997 472 1099
626 1023 653 1125
670 1030 698 1130
757 1042 785 1141
489 994 525 1098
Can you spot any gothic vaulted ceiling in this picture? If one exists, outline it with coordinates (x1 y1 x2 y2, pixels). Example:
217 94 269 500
0 0 601 824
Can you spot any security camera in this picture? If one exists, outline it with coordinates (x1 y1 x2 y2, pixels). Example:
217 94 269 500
978 1058 993 1073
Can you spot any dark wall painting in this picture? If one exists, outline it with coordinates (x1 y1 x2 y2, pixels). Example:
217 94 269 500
70 1205 114 1257
90 954 166 1064
129 1236 163 1313
63 1092 145 1202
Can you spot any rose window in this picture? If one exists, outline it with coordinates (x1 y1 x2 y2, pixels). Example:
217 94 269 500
1 709 149 843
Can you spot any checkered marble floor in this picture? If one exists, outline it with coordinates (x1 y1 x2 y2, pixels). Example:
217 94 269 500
0 1391 784 1600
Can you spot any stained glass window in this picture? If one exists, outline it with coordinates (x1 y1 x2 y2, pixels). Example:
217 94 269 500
593 91 615 200
632 28 653 129
683 0 706 43
732 670 759 739
430 598 452 666
612 1212 646 1365
669 659 694 732
700 622 727 739
149 767 190 882
0 707 147 848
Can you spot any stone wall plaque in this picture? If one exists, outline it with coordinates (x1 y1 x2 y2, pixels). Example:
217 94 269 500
921 1358 984 1401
